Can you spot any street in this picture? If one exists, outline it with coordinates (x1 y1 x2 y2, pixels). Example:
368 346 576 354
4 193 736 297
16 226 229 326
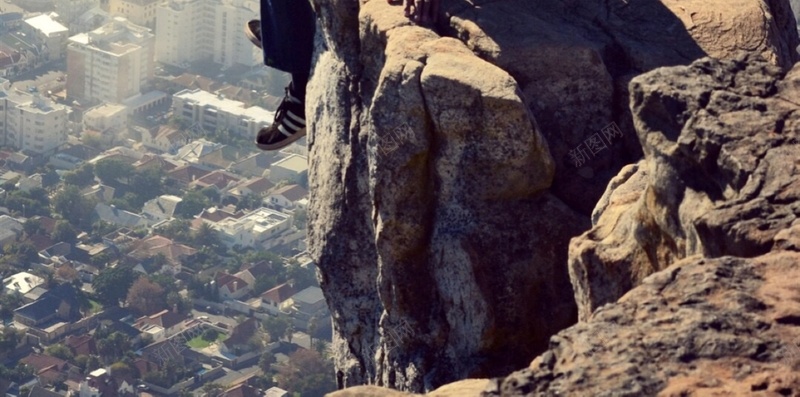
191 308 237 330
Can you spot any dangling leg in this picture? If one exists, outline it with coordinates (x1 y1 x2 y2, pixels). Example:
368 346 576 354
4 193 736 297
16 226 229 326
253 0 316 151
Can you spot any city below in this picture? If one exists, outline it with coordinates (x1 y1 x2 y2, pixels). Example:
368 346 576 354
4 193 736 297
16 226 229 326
0 0 331 397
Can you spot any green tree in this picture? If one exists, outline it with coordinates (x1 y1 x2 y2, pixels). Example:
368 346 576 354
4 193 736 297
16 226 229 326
42 166 60 188
109 362 133 378
94 158 134 185
200 186 220 203
92 266 136 306
154 219 191 244
293 208 307 229
175 190 209 218
288 262 317 290
45 344 73 360
63 163 95 187
74 355 89 372
0 293 22 319
53 185 96 228
276 349 336 396
126 277 166 315
193 223 222 252
263 315 291 342
0 327 23 353
258 351 276 373
90 251 113 268
202 328 218 342
90 220 117 241
130 167 164 204
23 218 42 236
5 189 49 217
4 242 39 265
168 116 191 130
0 363 34 383
314 339 329 358
202 383 225 397
86 355 101 372
252 274 277 295
308 316 320 349
52 220 78 244
235 193 261 211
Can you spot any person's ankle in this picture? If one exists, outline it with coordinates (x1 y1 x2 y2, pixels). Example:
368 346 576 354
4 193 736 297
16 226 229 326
288 81 306 102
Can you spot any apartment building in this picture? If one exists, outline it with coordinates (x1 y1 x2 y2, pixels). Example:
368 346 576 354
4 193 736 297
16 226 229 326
23 14 70 60
155 0 260 68
213 207 299 249
67 17 155 104
109 0 163 28
172 88 272 137
84 103 127 133
0 80 68 156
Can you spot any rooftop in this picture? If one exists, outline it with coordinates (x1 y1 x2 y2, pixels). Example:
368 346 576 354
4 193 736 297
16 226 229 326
269 184 308 202
173 88 273 123
291 286 325 305
271 155 308 174
24 14 68 37
85 103 127 118
3 272 45 295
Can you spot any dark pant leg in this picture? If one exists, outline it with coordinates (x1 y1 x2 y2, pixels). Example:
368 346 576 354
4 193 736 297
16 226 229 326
288 0 315 101
259 0 315 101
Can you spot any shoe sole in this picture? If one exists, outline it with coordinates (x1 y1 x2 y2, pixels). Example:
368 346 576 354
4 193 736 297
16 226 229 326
256 128 307 151
245 20 262 49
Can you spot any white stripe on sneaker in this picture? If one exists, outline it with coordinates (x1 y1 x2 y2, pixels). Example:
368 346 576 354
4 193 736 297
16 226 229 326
287 111 305 125
286 111 306 125
283 118 302 131
278 124 294 137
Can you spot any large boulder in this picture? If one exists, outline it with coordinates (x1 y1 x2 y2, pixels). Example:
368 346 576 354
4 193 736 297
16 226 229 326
483 53 800 397
308 0 799 392
569 53 800 320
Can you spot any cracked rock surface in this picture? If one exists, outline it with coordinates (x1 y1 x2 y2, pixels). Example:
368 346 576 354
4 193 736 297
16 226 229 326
486 54 800 397
309 0 799 393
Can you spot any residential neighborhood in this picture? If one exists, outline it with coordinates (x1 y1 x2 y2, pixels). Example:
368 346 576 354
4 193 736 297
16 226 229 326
0 0 330 396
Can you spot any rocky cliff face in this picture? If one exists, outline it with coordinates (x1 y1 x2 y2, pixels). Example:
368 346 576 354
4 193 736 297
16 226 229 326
486 54 800 396
306 0 799 393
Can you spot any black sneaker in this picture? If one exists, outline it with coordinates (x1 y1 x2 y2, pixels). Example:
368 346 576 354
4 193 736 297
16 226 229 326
256 87 306 151
245 19 262 49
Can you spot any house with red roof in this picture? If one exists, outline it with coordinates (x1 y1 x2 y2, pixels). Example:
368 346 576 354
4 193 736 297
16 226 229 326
215 272 251 301
266 184 308 210
166 164 213 189
142 125 191 154
134 308 190 339
227 177 274 203
65 334 97 356
190 169 243 194
19 354 68 386
127 235 197 275
220 318 262 368
259 282 295 315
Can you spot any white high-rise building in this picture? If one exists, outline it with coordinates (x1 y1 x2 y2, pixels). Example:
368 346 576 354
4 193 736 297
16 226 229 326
0 80 68 156
172 88 272 137
156 0 260 68
67 17 155 104
155 0 213 66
